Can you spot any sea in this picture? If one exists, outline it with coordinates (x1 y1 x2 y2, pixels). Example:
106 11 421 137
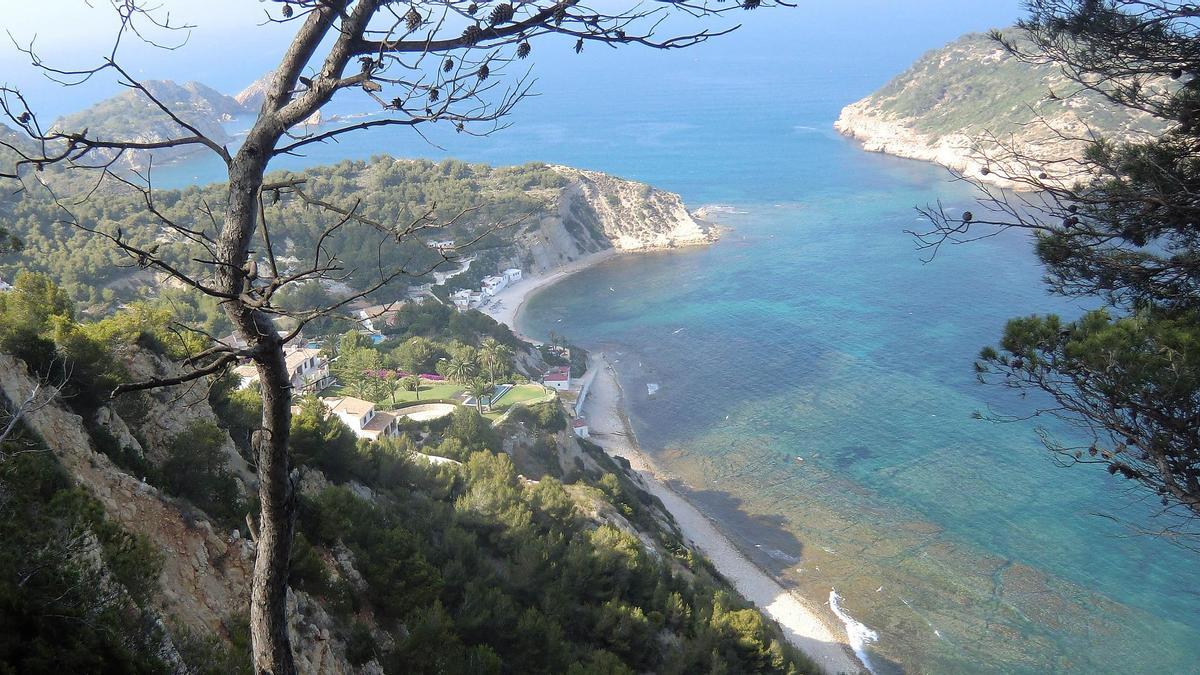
129 1 1199 672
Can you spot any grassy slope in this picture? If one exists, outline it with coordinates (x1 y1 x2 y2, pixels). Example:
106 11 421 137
858 30 1164 139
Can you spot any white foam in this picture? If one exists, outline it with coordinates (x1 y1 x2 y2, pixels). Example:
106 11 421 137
646 383 659 396
829 590 879 674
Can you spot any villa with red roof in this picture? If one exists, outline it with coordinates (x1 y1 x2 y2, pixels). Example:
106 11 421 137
542 366 571 391
572 418 589 439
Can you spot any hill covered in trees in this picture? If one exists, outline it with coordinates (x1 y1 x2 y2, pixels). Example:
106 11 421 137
50 81 244 171
0 273 820 674
835 30 1167 187
0 155 714 315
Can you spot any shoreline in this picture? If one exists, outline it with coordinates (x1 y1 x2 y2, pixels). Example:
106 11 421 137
479 249 618 343
582 355 864 675
479 251 863 673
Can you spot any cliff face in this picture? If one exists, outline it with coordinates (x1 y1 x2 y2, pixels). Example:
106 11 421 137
505 166 716 276
0 352 354 672
834 31 1167 189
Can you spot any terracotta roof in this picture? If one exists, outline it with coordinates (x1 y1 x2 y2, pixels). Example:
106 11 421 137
543 366 571 382
322 396 375 417
359 301 404 318
572 418 588 428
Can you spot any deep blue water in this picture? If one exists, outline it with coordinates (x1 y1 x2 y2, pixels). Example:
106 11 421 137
50 1 1200 671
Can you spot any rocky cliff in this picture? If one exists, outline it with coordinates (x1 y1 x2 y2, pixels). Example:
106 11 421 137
0 351 354 672
502 165 717 276
834 30 1167 189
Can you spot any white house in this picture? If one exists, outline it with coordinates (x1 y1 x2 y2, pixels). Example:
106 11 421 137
542 366 571 391
450 289 485 311
572 418 590 439
0 277 11 292
286 347 331 393
428 239 456 252
502 268 522 284
356 301 404 333
320 396 399 441
233 364 259 389
481 275 508 296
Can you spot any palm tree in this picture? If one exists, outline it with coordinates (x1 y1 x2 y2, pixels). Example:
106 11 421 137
467 379 492 415
480 338 500 385
402 374 423 402
493 343 514 382
480 338 516 386
446 356 476 384
385 371 399 405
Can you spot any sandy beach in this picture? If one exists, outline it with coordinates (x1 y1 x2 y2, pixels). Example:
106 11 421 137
479 250 617 343
482 254 863 673
582 355 864 675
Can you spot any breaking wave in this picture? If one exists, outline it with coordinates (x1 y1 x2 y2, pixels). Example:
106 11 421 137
829 590 879 674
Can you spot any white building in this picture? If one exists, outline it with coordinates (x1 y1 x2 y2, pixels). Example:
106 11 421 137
572 418 589 439
356 301 404 333
428 239 456 252
233 364 259 389
287 347 331 394
320 396 399 441
234 346 331 394
0 277 11 292
481 275 508 296
450 289 485 311
542 366 571 391
502 268 522 284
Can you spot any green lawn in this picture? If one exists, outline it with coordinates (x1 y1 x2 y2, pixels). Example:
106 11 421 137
486 384 554 418
382 381 463 405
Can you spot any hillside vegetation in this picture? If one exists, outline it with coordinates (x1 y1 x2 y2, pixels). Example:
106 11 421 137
0 273 819 674
0 155 712 314
835 30 1168 186
50 81 243 170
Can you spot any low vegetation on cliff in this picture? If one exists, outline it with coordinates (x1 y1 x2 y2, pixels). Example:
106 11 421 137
835 30 1167 184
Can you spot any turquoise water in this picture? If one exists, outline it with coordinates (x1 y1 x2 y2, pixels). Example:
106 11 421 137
134 3 1200 670
522 184 1200 673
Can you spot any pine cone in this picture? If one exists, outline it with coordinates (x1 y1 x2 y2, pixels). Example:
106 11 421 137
489 3 514 26
516 41 531 59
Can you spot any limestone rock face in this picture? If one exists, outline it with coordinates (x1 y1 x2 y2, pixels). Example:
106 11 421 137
0 353 354 672
505 166 718 275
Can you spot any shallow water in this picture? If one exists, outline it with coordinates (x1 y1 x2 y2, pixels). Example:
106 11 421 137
520 178 1200 673
140 3 1200 670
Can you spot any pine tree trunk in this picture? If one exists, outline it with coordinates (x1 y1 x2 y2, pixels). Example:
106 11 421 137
220 137 298 675
249 345 296 675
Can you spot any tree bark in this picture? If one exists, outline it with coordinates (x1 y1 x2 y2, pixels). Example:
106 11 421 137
220 131 298 675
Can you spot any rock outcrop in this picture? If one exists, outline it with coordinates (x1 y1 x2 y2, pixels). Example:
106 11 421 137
0 352 354 672
504 166 717 276
834 30 1167 189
